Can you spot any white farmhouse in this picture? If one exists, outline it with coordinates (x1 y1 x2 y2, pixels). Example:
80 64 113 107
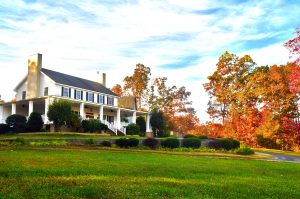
0 54 151 134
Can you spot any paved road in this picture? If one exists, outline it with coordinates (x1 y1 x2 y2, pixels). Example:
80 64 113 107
255 151 300 163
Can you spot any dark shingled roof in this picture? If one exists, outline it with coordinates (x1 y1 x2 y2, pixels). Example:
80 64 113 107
41 68 117 96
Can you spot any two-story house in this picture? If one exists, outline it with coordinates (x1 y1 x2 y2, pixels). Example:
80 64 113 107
0 53 151 134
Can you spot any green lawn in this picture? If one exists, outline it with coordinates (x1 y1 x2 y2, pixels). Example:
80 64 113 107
0 147 299 199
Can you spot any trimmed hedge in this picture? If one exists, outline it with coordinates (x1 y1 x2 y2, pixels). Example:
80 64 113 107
115 138 140 148
143 138 159 149
183 134 196 138
26 112 43 132
218 138 240 150
161 138 180 149
198 135 208 139
81 119 108 133
207 139 222 149
182 138 201 148
6 114 27 133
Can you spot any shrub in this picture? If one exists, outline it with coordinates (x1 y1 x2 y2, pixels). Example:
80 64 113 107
81 120 90 132
126 123 140 135
69 113 81 132
0 124 9 134
161 138 180 148
143 138 159 149
6 114 27 133
198 135 208 139
115 138 129 148
218 138 233 150
99 123 108 131
236 147 255 155
231 139 240 149
207 139 222 149
182 138 201 148
183 134 196 138
85 139 96 145
128 138 139 147
26 112 43 132
88 119 101 133
101 140 111 147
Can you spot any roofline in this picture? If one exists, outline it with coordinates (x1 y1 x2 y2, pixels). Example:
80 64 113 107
14 75 27 91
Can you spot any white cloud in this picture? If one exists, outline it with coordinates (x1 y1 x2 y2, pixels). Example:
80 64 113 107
0 0 299 122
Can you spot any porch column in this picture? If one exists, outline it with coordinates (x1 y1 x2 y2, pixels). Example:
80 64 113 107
99 105 104 121
146 113 151 132
11 103 16 115
117 108 121 129
44 98 49 123
0 105 3 123
80 102 85 120
132 111 136 124
28 100 33 116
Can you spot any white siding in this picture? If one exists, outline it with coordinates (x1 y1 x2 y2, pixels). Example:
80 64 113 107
39 73 56 97
15 81 27 101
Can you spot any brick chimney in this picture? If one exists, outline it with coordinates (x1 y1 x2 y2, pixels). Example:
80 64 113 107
97 71 106 87
27 53 42 99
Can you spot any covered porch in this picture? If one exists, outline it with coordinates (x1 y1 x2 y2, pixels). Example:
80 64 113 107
0 97 151 135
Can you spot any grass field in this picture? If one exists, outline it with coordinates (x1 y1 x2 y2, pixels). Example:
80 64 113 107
0 147 299 199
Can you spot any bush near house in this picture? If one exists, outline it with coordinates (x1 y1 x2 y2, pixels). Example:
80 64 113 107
69 113 81 132
218 138 240 150
0 124 9 134
182 138 201 148
47 99 72 132
81 119 108 133
126 123 140 135
236 147 255 155
198 135 208 139
6 114 27 133
207 139 222 149
26 112 43 132
161 137 180 149
142 138 159 149
183 134 196 138
115 138 140 148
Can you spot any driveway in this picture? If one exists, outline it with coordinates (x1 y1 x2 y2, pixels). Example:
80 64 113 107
255 151 300 163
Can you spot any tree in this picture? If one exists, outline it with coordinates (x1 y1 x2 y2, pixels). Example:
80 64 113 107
284 27 300 65
123 63 151 109
26 112 43 132
136 116 146 135
47 99 72 132
172 114 199 134
69 113 81 132
203 51 255 124
111 84 123 96
150 108 165 137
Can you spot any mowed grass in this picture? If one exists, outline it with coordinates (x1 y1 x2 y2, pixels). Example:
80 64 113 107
0 148 299 199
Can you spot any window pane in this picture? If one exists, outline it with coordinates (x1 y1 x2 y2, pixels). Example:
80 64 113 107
75 90 81 100
44 87 48 96
63 88 69 97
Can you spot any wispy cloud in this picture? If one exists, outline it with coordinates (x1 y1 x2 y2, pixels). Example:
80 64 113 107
0 0 299 122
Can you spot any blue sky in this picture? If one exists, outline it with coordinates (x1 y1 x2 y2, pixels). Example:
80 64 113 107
0 0 299 122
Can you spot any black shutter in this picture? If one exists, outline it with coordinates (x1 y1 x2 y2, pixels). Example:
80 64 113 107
69 88 71 98
92 93 94 102
81 91 83 100
61 87 64 96
86 92 88 101
74 90 76 99
97 94 99 103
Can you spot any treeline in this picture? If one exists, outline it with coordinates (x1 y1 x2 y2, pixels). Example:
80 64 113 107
203 27 300 151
